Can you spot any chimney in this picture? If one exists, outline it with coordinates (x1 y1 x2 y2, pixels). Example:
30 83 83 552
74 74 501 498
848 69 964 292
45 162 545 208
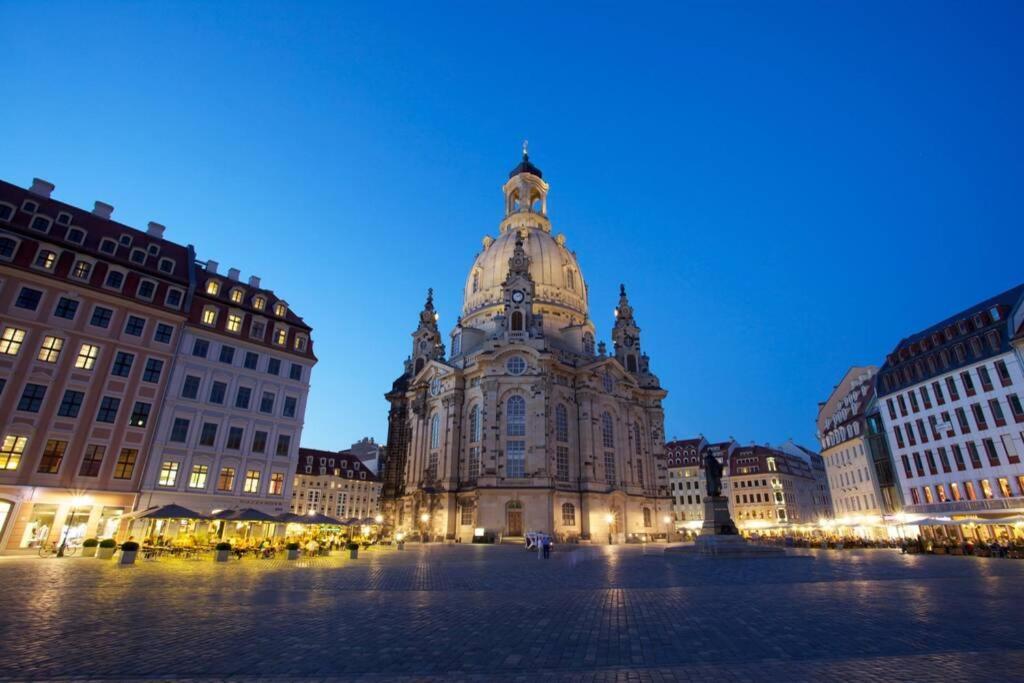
93 201 114 219
146 222 166 239
29 178 55 198
206 260 219 274
248 275 261 289
228 267 241 281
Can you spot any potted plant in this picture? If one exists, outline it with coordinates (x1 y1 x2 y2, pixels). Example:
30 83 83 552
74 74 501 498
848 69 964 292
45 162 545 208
286 542 300 560
81 538 99 558
214 541 232 562
346 541 359 559
119 540 139 565
97 538 117 560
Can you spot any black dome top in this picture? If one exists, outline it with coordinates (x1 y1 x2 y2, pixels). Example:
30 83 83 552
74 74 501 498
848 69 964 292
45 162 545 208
508 152 543 179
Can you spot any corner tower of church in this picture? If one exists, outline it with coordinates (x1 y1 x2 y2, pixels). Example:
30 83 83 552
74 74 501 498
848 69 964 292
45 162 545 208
379 149 670 544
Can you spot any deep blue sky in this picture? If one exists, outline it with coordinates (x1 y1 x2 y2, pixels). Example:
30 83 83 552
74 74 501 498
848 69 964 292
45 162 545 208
2 3 1022 451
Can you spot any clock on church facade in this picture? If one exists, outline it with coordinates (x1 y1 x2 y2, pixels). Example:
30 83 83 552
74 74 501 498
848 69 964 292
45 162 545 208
379 151 670 543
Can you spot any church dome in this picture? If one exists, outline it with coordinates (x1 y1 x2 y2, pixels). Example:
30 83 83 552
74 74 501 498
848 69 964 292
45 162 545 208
462 150 589 329
463 226 588 325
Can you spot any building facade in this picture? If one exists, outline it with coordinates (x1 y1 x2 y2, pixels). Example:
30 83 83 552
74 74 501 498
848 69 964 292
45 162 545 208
665 437 708 523
0 178 192 552
291 447 381 519
817 367 890 521
137 260 316 515
379 153 671 543
728 445 830 525
876 284 1024 519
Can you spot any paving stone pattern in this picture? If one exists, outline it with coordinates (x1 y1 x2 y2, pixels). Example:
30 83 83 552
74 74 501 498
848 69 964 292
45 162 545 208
0 545 1022 681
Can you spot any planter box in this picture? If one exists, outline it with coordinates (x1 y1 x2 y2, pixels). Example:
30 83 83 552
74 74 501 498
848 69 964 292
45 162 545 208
215 549 230 562
287 549 299 560
119 550 137 565
97 547 115 560
82 547 97 558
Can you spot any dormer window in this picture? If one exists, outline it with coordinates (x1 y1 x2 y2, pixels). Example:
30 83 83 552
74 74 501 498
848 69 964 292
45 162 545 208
34 249 57 270
229 288 244 303
30 215 51 232
274 302 287 317
99 238 117 255
72 260 92 280
56 212 72 226
253 296 266 311
206 280 220 296
66 228 85 244
147 244 160 256
119 234 132 247
201 306 218 326
990 306 1001 322
0 203 14 221
137 280 156 300
158 258 175 274
130 248 146 264
22 200 38 213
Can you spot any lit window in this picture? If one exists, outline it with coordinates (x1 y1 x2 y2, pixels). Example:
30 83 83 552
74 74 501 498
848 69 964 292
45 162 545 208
269 472 285 495
201 307 217 326
253 296 266 311
72 261 91 279
37 336 64 363
225 313 243 333
34 250 56 269
0 435 28 470
217 467 236 491
114 449 137 480
274 302 287 317
1 327 27 355
158 461 179 487
189 464 209 489
294 335 307 352
206 280 220 296
274 328 288 346
229 288 244 303
243 469 261 493
75 343 100 370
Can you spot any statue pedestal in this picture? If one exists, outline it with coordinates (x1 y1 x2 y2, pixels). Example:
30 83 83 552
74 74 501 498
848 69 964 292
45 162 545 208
700 495 739 536
677 495 786 558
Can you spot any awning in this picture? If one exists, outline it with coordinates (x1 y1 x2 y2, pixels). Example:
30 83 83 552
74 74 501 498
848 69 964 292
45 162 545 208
212 508 279 523
124 504 209 520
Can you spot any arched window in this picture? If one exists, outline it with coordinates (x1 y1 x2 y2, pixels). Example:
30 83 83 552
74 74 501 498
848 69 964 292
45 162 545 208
429 414 441 450
561 502 576 526
582 333 594 355
506 396 526 436
601 412 614 449
472 271 479 293
627 354 637 373
470 405 481 443
566 269 576 291
643 507 652 527
511 311 524 331
555 404 568 442
634 423 642 455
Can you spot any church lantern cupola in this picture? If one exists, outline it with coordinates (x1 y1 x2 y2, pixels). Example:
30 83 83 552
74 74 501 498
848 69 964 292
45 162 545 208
501 141 551 234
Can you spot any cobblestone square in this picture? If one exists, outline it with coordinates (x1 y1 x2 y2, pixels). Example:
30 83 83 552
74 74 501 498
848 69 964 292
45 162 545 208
1 544 1022 681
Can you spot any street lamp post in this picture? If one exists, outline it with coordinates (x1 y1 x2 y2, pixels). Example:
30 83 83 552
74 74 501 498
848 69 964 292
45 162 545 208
605 513 615 545
420 512 430 543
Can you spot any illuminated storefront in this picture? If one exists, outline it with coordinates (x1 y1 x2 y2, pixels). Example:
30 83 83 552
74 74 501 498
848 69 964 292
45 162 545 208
0 487 134 554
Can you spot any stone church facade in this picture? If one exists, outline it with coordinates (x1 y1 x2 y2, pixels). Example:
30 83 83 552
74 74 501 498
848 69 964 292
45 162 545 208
380 152 670 543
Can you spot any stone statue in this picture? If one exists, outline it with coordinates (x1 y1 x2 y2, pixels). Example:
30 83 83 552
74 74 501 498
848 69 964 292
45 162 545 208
704 452 723 497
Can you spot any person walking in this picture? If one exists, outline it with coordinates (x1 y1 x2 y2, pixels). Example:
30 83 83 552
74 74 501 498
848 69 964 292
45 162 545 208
542 536 551 559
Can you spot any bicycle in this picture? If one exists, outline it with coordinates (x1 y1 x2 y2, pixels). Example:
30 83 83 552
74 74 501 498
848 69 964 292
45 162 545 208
38 541 78 558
